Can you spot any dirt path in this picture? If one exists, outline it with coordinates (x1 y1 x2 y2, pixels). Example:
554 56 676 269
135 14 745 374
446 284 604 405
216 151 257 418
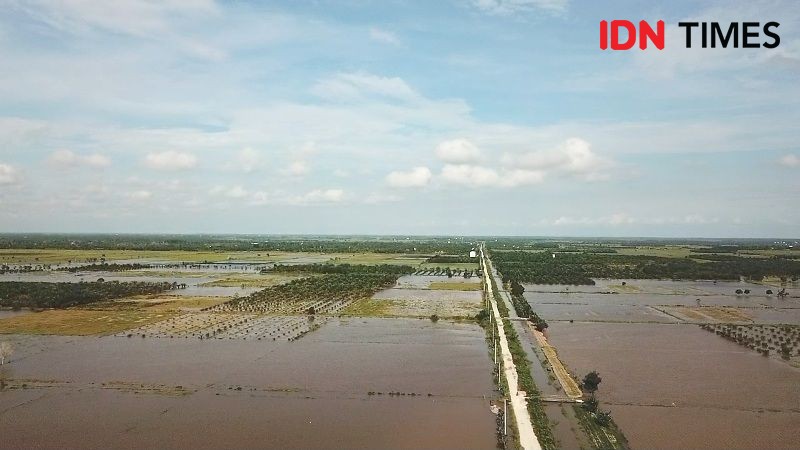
528 325 583 399
481 246 542 450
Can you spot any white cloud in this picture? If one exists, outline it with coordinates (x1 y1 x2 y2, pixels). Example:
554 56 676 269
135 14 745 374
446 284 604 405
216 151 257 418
286 160 310 176
504 138 614 181
232 147 260 173
441 164 498 186
311 72 422 103
436 139 482 164
386 166 432 188
364 192 402 204
209 185 248 199
551 213 720 227
144 151 197 170
47 149 111 168
779 154 800 167
127 190 152 200
0 163 20 185
249 191 270 206
440 164 543 187
290 188 345 205
472 0 568 15
369 27 400 46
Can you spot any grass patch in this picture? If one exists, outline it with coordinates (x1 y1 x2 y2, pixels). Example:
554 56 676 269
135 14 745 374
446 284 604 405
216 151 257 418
607 284 641 293
429 281 482 291
340 298 397 316
573 405 629 450
0 309 175 335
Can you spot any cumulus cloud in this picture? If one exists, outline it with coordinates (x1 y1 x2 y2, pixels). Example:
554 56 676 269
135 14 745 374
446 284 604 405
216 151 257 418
286 160 309 176
127 190 152 201
369 27 400 46
504 138 614 181
231 147 260 173
290 188 345 205
47 149 111 168
386 167 432 188
144 151 197 170
0 163 20 185
440 164 543 187
779 154 800 167
436 139 482 164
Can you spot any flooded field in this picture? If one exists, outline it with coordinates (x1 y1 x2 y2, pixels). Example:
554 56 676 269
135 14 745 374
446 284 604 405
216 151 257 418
0 318 497 449
529 278 800 449
370 275 483 318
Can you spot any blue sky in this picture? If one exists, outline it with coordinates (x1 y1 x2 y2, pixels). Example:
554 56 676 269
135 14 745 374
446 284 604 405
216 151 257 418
0 0 798 237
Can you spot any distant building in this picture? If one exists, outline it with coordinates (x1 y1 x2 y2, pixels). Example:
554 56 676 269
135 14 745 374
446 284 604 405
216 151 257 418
469 250 477 258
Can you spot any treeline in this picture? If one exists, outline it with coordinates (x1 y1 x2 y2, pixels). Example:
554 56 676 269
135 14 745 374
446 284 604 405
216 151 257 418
270 263 415 275
509 281 548 331
63 263 150 273
0 281 173 309
491 250 800 285
0 234 475 254
220 273 399 312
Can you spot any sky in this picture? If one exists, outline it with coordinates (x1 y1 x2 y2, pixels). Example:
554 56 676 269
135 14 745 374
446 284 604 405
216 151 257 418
0 0 798 238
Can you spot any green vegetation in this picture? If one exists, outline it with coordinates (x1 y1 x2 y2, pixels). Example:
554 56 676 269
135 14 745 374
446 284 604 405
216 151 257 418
426 255 476 264
0 281 173 309
488 270 557 450
575 370 629 450
582 371 602 394
701 324 800 361
0 233 476 254
216 273 401 313
508 281 548 331
63 263 150 272
491 249 800 285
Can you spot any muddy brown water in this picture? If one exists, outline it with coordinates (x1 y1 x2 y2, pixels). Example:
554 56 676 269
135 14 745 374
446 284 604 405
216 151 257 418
547 322 800 449
524 279 799 324
0 318 497 449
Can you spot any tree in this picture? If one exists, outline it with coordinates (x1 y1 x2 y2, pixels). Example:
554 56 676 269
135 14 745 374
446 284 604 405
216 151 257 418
595 411 612 427
510 280 525 297
582 371 602 394
0 342 13 365
582 395 599 413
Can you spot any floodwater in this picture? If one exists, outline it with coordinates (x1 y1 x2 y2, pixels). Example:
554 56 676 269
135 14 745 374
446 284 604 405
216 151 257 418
0 318 497 449
547 322 800 449
0 271 258 297
395 275 481 289
524 279 799 324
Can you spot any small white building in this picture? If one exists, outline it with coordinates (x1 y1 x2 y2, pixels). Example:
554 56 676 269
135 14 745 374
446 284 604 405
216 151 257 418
469 250 477 258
